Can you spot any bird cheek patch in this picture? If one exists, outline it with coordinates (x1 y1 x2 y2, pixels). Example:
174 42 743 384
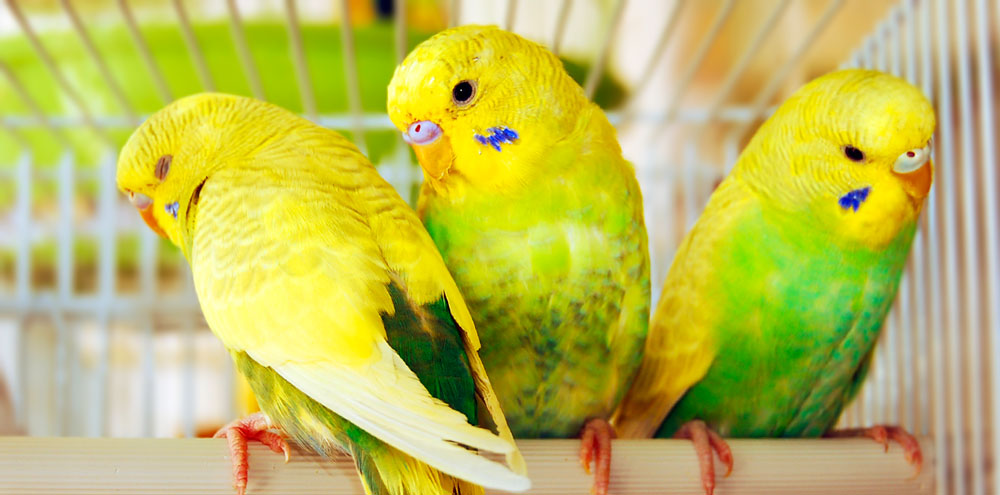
165 201 180 219
473 126 519 152
838 186 871 212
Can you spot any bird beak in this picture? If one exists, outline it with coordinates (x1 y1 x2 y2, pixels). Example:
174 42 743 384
404 120 454 181
892 144 933 199
129 191 168 238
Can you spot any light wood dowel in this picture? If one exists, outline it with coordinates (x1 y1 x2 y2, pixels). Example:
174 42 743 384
0 437 932 494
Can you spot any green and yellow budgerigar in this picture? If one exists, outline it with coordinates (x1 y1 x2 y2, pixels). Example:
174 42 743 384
116 93 529 495
387 25 650 495
612 69 934 494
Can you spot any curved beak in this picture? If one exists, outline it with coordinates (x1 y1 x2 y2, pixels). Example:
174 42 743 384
129 191 168 238
140 208 168 239
892 144 934 200
404 120 454 181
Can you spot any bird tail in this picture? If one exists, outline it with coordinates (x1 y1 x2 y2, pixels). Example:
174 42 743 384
351 442 485 495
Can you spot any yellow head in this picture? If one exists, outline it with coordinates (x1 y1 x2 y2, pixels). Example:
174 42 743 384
735 69 936 247
387 25 591 196
116 93 315 255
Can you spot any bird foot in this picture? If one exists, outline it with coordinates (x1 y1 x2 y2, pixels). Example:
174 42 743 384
213 412 290 495
579 418 616 495
673 420 733 495
825 424 922 475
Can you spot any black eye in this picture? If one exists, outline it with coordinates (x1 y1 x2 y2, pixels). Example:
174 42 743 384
844 146 865 162
452 80 476 105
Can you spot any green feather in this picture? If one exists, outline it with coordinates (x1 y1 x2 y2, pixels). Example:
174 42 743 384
656 205 916 438
380 280 477 425
421 153 650 438
232 279 481 495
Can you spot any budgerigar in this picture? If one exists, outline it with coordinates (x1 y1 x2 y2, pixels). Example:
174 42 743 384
612 69 934 494
387 25 650 495
116 93 529 495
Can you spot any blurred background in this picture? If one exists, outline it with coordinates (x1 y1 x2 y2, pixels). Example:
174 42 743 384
0 0 996 493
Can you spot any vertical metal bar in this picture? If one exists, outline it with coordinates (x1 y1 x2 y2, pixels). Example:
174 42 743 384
171 0 216 91
225 0 265 100
583 0 628 100
4 0 111 144
182 316 195 438
449 0 460 27
732 0 846 143
550 0 571 56
60 0 139 123
139 229 158 438
13 150 32 430
952 0 985 492
284 0 317 120
339 0 368 154
704 0 791 119
117 0 174 104
932 0 964 492
626 0 686 103
661 0 736 123
56 151 75 435
504 0 517 31
394 0 408 64
916 0 946 489
972 0 1000 488
93 151 116 438
681 141 698 231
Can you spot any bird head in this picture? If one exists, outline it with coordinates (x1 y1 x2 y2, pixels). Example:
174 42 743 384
735 69 936 247
117 93 307 255
387 25 589 198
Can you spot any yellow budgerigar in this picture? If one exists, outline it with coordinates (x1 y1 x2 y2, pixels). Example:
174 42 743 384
388 25 650 495
117 93 529 495
613 69 933 494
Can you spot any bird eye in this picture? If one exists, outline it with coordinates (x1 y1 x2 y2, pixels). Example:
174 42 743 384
893 142 932 174
844 146 865 162
154 154 172 181
452 80 476 105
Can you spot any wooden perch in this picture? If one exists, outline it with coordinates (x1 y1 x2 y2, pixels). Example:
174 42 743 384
0 437 932 494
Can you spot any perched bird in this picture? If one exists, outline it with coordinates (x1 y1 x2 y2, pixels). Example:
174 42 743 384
612 69 934 494
387 25 650 495
117 93 529 495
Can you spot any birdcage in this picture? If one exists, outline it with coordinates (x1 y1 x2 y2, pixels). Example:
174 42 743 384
0 0 996 494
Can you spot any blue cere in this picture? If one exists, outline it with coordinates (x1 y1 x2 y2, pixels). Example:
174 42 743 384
165 201 180 219
474 126 520 151
838 186 871 212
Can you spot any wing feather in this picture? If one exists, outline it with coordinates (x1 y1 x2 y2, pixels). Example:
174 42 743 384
192 156 528 491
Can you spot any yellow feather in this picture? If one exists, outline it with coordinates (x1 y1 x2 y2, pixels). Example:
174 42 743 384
117 93 529 492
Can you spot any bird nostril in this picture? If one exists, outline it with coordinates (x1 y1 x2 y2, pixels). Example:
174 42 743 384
415 124 422 133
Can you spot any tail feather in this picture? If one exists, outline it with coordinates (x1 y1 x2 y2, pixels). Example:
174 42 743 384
351 442 484 495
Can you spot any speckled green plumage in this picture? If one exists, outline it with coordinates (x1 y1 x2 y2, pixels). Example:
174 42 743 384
235 283 480 495
655 202 916 438
421 150 650 438
611 71 934 446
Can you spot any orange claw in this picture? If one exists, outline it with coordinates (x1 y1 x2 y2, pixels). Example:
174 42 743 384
213 412 291 495
825 424 923 475
674 420 734 495
579 418 616 495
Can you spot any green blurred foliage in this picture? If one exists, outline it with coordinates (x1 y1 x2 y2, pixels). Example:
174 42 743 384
0 18 627 273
